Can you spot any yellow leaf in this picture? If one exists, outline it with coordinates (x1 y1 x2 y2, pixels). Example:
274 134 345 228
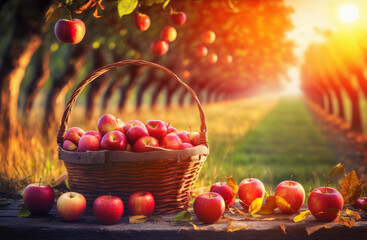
226 176 239 195
227 218 248 232
249 197 263 215
327 163 345 176
306 225 331 235
338 216 355 228
227 218 234 232
293 210 311 223
340 170 362 205
279 224 287 235
259 196 277 214
345 208 361 220
233 206 248 219
228 207 235 215
129 215 149 224
190 222 201 230
276 196 294 213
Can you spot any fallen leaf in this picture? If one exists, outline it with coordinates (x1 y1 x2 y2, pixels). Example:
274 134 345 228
228 207 235 215
190 222 201 230
17 203 31 218
233 206 248 219
339 216 355 228
327 163 345 176
279 224 287 235
227 218 248 232
249 197 263 215
226 176 239 195
174 210 192 222
227 218 234 232
318 208 341 215
306 225 331 235
294 210 311 223
259 196 277 214
340 170 362 205
276 196 294 213
345 208 361 220
129 215 149 224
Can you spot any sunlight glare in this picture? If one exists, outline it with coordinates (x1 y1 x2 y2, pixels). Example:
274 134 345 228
338 3 359 23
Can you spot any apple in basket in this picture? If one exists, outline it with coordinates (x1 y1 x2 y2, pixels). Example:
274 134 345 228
189 132 201 146
160 134 182 150
63 127 85 145
126 126 150 145
123 120 146 133
98 114 124 135
145 120 168 139
101 130 127 151
133 136 159 153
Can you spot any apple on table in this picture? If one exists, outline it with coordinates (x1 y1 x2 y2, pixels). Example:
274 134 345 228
238 177 265 210
94 195 124 225
57 192 86 221
127 191 155 216
308 186 343 221
23 182 55 215
275 180 305 214
194 192 225 223
210 182 236 207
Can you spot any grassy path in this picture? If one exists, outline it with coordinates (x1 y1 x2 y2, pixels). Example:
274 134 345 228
230 97 336 194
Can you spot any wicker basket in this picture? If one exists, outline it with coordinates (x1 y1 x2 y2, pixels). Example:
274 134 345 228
57 60 209 214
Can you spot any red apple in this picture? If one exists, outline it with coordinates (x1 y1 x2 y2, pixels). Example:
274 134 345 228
133 12 150 31
352 198 367 210
77 135 100 152
167 126 178 134
127 191 155 216
275 180 305 214
93 195 124 225
23 183 55 215
160 26 177 42
126 126 150 145
238 178 265 210
63 127 85 145
123 120 146 134
176 131 190 143
170 11 186 26
221 54 233 64
62 140 77 152
145 120 168 139
84 130 102 141
194 192 225 223
98 114 124 135
207 53 218 64
195 45 208 58
308 187 343 221
210 182 236 207
151 40 169 56
54 19 86 44
160 134 182 150
126 143 133 152
181 142 194 149
57 192 86 221
189 132 201 146
100 130 127 151
133 136 159 153
201 31 216 44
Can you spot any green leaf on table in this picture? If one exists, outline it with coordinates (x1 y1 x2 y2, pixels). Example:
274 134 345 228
17 203 31 218
117 0 138 17
174 210 191 222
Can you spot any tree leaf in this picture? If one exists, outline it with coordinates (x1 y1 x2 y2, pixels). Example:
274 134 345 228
345 208 361 220
338 216 355 228
45 2 64 24
249 197 263 215
117 0 138 17
327 163 345 176
17 203 31 218
129 215 149 223
340 170 362 205
74 0 94 14
276 196 294 213
232 206 248 219
174 210 191 222
259 196 277 214
162 0 170 9
306 225 331 235
279 224 287 235
293 210 311 223
226 176 238 195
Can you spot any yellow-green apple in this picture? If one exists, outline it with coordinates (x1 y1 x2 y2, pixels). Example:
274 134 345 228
63 127 85 145
145 120 168 139
84 130 102 141
170 11 186 25
54 19 86 44
123 120 146 133
194 192 225 223
201 30 216 44
238 178 265 210
126 126 149 145
210 182 236 207
93 195 124 225
23 183 55 214
100 130 127 151
133 136 159 152
57 192 86 221
308 187 343 221
275 180 305 214
127 191 155 216
77 135 100 152
176 131 190 143
180 142 194 149
62 140 77 152
133 12 150 31
207 53 218 64
189 132 201 146
151 40 169 56
160 26 177 42
98 114 124 135
196 45 208 58
160 134 182 150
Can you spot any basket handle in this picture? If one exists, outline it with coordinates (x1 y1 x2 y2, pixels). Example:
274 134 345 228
57 59 208 146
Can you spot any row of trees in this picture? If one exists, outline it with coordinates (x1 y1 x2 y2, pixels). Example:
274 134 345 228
0 0 296 147
301 27 367 133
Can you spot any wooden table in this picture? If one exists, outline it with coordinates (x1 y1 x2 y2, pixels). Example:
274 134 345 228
1 200 366 240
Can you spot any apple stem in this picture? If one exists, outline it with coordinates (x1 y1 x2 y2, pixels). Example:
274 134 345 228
289 174 293 186
39 177 42 187
108 192 111 200
325 181 330 192
189 126 192 132
249 172 251 182
64 6 73 20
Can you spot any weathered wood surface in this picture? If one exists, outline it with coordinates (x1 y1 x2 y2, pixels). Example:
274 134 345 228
0 200 366 240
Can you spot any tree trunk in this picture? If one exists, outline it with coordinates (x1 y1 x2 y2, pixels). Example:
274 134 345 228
43 44 89 136
135 69 157 112
117 65 143 112
150 79 166 110
165 82 180 108
328 77 345 120
355 68 367 98
23 47 51 118
102 71 128 111
319 80 333 115
178 88 187 107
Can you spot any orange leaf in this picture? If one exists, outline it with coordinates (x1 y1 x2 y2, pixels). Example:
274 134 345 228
317 208 341 217
340 170 362 205
227 218 248 232
190 222 201 230
232 206 248 219
276 196 294 213
327 163 345 176
259 196 277 214
249 197 263 215
306 225 331 235
338 216 355 228
226 176 238 195
279 224 287 235
129 215 149 223
345 208 361 220
227 218 234 232
293 210 311 223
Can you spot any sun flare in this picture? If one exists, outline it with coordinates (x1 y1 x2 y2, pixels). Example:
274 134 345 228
338 3 360 23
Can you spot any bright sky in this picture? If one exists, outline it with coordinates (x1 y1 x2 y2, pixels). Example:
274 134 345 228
282 0 367 95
